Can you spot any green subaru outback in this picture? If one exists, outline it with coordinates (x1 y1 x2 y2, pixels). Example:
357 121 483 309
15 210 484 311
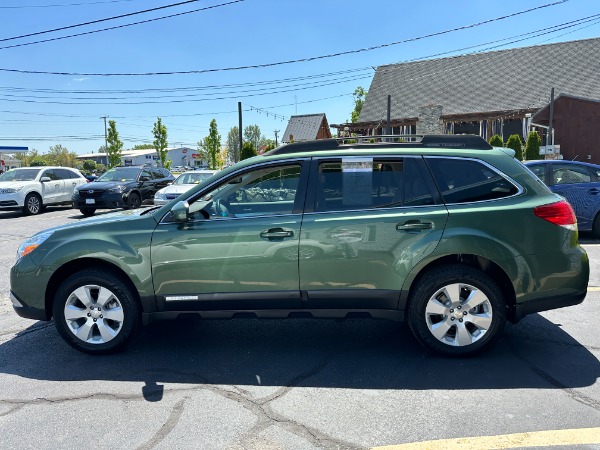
10 135 589 356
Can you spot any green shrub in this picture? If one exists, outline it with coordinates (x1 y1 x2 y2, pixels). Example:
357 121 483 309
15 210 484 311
525 131 542 160
489 134 503 147
505 134 523 160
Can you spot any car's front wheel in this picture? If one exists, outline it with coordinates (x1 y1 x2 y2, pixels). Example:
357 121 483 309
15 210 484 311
127 192 141 209
407 265 506 356
53 269 141 354
79 208 96 217
23 193 42 215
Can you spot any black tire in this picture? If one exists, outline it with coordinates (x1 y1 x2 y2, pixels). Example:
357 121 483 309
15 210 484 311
79 208 96 217
52 269 141 354
407 265 506 357
593 213 600 240
127 192 141 209
22 193 42 215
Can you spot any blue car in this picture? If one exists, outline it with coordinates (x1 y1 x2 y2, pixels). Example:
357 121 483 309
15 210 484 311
525 160 600 237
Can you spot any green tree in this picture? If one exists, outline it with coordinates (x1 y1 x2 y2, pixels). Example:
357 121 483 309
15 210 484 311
106 120 124 168
505 134 523 160
198 119 222 170
525 131 542 161
30 158 46 166
240 141 257 160
226 126 240 163
14 149 39 167
152 117 170 169
82 160 97 172
46 145 78 167
244 125 262 152
351 86 367 123
489 134 503 147
132 143 154 150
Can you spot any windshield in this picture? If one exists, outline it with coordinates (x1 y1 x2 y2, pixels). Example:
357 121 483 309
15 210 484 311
174 172 214 185
97 167 140 182
0 168 41 182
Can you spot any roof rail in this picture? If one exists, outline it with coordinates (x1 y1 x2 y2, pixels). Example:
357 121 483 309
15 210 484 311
264 134 492 155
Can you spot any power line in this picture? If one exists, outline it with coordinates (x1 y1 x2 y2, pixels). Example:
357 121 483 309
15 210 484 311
0 0 135 9
0 0 245 50
1 0 202 42
0 0 569 74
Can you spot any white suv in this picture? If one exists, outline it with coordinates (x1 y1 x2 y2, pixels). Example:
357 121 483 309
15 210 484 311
0 166 88 215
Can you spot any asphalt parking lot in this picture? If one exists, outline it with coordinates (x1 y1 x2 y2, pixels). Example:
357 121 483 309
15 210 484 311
0 207 599 449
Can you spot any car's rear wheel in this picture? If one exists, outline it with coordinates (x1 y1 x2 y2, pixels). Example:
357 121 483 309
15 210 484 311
127 192 141 209
53 269 141 354
79 208 96 217
22 193 42 215
407 265 506 356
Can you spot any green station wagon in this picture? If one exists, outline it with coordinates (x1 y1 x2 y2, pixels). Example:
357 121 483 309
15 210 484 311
10 135 589 356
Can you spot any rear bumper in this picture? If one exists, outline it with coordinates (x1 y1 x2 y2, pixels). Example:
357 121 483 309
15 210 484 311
513 290 587 322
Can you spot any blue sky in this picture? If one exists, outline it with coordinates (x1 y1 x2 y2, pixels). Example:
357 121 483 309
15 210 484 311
1 0 599 155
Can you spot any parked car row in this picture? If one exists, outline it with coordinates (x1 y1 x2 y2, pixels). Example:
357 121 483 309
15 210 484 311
0 165 179 217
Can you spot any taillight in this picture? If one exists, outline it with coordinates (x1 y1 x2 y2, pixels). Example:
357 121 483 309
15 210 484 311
533 200 577 229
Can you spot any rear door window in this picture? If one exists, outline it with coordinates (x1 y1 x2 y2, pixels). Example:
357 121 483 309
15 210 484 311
314 157 434 212
551 164 592 185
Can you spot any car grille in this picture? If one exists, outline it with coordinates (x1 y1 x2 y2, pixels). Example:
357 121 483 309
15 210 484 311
79 189 105 198
165 194 180 199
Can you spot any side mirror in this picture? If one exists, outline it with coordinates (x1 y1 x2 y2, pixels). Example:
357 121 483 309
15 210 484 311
171 201 189 222
40 176 51 182
139 176 150 182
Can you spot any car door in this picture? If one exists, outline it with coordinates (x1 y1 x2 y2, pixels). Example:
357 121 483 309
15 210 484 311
55 169 80 202
548 163 600 230
298 156 448 310
138 169 156 202
150 160 309 312
39 169 63 204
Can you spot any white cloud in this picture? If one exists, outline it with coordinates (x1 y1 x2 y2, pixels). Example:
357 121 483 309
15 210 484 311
73 77 89 82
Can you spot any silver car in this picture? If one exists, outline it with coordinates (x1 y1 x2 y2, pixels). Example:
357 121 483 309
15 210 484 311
153 170 217 206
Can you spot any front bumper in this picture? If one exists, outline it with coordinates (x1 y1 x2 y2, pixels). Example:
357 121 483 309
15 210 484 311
72 192 126 209
10 291 49 321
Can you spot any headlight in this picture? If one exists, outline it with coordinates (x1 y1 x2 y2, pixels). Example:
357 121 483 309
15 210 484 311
109 185 126 193
0 187 22 194
16 230 54 262
155 192 166 200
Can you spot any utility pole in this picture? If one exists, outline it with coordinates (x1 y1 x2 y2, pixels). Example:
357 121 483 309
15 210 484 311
274 130 279 146
100 115 108 166
238 102 243 160
547 87 555 160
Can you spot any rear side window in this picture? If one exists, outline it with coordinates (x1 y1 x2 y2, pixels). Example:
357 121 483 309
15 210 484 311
315 158 434 212
426 158 519 204
551 164 592 185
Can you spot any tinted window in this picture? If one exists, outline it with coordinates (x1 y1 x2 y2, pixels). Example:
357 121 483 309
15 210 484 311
315 157 433 212
527 163 546 181
150 169 164 179
551 164 592 185
41 169 59 181
426 158 518 203
56 168 76 180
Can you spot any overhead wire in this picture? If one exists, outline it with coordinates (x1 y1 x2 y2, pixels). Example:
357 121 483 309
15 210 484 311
1 0 203 42
0 0 569 72
0 0 245 51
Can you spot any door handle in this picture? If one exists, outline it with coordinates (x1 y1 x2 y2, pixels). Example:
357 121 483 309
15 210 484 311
588 188 600 195
396 221 433 232
260 228 294 240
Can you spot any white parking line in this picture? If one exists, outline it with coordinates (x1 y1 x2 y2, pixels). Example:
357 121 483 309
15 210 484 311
372 427 600 450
